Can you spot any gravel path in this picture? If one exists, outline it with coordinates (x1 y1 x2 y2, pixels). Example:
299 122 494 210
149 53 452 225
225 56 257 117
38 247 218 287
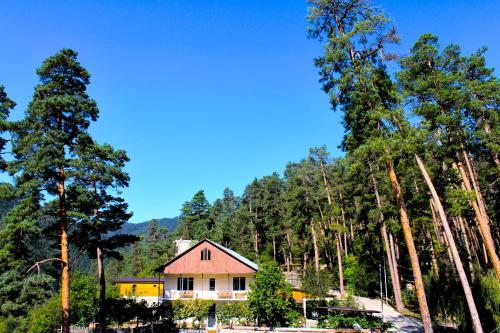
354 295 423 333
327 291 423 332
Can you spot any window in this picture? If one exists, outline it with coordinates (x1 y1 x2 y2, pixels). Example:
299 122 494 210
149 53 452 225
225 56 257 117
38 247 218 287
209 278 215 291
233 277 246 291
177 277 194 291
201 248 211 260
132 284 137 295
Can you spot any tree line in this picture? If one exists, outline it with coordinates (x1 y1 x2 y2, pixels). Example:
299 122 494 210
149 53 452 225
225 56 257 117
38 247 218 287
161 1 499 331
1 0 499 332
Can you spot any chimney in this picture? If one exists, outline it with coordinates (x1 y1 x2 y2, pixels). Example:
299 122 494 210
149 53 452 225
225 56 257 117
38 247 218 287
174 239 193 256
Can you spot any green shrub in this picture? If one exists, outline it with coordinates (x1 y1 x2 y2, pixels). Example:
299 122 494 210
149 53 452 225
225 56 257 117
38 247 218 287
70 271 97 326
27 296 61 333
216 301 253 328
172 299 214 325
318 313 390 329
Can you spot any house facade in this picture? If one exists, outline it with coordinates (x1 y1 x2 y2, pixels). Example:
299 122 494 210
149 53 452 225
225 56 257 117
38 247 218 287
115 239 258 306
161 239 258 302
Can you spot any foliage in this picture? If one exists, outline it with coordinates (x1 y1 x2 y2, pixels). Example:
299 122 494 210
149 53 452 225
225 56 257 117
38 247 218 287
172 299 214 324
343 255 378 297
248 261 300 327
216 302 253 328
301 265 333 297
70 271 98 326
318 313 390 330
0 272 55 318
0 317 27 333
27 296 61 333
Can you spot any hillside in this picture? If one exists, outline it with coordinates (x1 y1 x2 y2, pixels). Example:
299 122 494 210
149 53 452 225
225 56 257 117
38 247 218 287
118 217 178 236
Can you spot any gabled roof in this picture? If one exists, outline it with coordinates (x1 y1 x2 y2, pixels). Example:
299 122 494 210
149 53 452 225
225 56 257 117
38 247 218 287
211 241 259 271
158 238 258 273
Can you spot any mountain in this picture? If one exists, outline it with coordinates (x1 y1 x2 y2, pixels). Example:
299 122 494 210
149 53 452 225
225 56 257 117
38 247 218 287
118 217 179 236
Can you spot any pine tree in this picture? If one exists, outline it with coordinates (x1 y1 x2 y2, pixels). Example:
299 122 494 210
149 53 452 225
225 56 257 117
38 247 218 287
307 1 433 330
177 190 212 240
0 85 15 171
10 49 99 333
68 134 138 332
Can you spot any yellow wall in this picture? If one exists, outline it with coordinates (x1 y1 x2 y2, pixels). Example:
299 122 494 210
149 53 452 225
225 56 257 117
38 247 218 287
119 282 164 298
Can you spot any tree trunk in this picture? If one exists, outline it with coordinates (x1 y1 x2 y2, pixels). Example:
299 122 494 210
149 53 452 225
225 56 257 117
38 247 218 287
455 158 500 281
58 169 70 333
272 237 277 261
303 247 308 278
339 193 348 257
318 205 335 271
415 154 484 333
336 232 345 298
483 122 500 170
285 231 292 272
318 159 345 296
310 219 320 274
462 150 488 220
428 234 440 276
97 246 106 333
456 216 475 279
386 158 434 333
369 162 404 311
254 229 259 258
430 199 443 247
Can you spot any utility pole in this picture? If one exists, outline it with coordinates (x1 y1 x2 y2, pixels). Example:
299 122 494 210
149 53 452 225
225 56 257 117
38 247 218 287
380 264 384 329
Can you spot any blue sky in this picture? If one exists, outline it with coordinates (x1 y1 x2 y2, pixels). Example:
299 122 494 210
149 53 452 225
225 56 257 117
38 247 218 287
1 0 498 222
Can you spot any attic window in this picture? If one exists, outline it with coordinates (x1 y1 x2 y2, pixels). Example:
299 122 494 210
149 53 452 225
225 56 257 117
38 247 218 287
201 248 211 261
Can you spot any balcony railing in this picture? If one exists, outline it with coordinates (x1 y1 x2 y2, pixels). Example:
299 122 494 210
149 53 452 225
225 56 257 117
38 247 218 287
163 290 248 301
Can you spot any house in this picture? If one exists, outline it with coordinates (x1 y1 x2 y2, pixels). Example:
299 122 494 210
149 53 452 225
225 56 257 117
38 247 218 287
160 239 258 302
114 277 164 305
115 239 258 309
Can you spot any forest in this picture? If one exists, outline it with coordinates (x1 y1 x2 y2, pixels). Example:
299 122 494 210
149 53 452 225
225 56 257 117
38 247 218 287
0 0 499 333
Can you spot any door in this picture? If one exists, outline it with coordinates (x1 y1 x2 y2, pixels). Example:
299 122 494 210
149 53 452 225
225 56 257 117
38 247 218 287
207 304 216 328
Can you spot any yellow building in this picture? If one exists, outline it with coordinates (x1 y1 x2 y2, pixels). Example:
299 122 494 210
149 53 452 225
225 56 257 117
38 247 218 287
115 277 164 305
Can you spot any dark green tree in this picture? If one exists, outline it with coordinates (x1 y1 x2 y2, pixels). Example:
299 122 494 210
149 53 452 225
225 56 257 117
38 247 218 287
68 135 138 332
0 85 15 171
248 261 298 327
9 49 99 333
177 190 213 240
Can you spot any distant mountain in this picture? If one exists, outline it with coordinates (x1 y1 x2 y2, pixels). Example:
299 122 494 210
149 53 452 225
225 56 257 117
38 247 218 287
118 217 179 236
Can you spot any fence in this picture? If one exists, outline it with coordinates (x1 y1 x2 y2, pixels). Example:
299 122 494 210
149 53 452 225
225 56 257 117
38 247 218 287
70 328 379 333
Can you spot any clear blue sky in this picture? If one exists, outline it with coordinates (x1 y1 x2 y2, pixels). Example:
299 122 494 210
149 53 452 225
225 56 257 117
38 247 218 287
1 0 498 222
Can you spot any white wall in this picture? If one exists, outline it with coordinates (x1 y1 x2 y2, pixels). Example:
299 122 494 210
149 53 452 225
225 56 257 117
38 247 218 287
163 273 253 300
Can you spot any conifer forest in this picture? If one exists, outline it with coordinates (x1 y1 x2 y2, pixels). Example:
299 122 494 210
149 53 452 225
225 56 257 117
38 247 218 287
0 1 499 333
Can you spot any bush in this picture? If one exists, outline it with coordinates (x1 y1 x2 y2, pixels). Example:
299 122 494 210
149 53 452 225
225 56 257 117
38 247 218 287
106 298 138 326
0 317 28 333
70 271 97 326
172 299 214 327
318 313 390 329
216 302 253 328
27 296 61 333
